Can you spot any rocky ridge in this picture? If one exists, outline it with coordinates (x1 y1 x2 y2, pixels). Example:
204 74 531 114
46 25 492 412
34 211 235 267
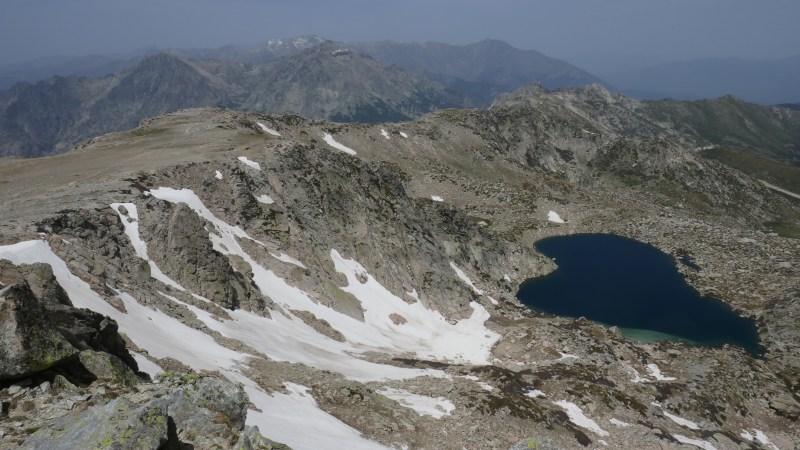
0 90 798 449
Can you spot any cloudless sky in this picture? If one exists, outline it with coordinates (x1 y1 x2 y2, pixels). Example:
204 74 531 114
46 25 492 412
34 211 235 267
2 0 799 71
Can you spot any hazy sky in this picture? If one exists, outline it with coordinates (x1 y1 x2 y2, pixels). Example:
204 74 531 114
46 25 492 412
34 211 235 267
2 0 799 70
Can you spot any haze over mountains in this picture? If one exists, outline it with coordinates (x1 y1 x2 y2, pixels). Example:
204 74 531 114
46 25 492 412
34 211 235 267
602 54 800 105
1 36 799 162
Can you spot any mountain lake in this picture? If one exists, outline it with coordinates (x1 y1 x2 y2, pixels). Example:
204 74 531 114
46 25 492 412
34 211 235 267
517 233 762 355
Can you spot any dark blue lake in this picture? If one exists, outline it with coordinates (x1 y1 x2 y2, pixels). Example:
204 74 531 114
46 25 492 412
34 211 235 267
517 234 761 356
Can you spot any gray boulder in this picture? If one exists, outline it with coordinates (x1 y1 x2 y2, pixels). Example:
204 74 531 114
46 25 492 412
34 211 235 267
236 425 292 450
0 283 77 380
23 397 169 450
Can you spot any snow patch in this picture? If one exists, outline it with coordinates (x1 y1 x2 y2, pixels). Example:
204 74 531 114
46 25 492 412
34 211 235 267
242 379 389 450
255 194 274 205
380 129 390 140
553 400 609 437
270 252 307 269
610 418 631 427
110 203 186 292
450 261 484 296
333 250 499 365
377 387 455 418
646 363 676 381
672 434 717 450
652 403 699 430
431 195 444 202
503 274 511 282
237 156 261 170
487 296 499 305
547 211 565 223
256 121 281 136
525 389 546 398
558 352 578 360
630 368 647 383
399 132 408 138
215 170 223 180
741 429 780 450
322 133 357 155
131 352 164 377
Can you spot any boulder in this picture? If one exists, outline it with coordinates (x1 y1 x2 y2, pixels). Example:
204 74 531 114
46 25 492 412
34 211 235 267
77 350 139 386
0 283 77 380
23 397 169 450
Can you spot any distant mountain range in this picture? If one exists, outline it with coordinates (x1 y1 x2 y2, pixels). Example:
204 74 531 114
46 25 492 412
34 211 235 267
603 55 800 105
353 39 603 104
0 38 601 157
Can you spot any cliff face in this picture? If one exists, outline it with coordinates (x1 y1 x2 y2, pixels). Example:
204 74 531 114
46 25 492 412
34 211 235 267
0 103 798 449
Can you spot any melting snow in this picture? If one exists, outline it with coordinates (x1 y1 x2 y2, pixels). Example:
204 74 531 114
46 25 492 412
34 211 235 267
646 364 676 381
150 187 497 375
255 194 275 205
377 387 455 418
110 203 186 292
215 170 223 180
270 252 307 269
0 240 247 373
630 368 647 383
741 429 780 450
672 434 717 450
525 389 546 398
322 133 357 155
0 239 392 449
399 132 408 138
652 403 699 429
553 400 609 437
450 262 484 296
238 156 261 170
610 418 631 427
333 250 499 365
431 195 444 202
131 351 164 377
256 122 281 137
380 129 390 140
547 211 565 223
241 379 389 450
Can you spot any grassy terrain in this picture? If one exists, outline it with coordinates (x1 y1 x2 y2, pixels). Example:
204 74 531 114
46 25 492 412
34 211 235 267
701 146 800 194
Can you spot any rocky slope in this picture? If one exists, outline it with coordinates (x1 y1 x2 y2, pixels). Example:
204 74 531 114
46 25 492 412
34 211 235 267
0 90 798 449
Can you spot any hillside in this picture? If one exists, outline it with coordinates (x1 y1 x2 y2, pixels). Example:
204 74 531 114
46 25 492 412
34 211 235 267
0 96 798 448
